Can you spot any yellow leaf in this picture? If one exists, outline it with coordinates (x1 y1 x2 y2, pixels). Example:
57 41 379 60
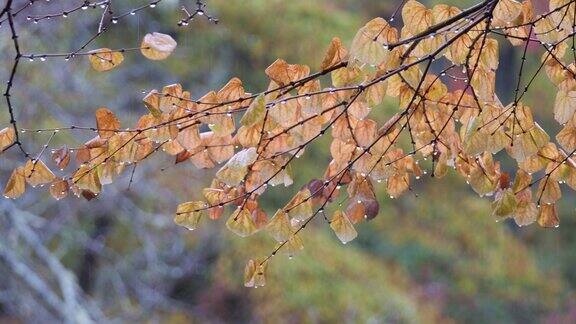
557 122 576 151
240 94 265 127
266 210 292 243
491 189 517 219
24 159 55 187
494 0 522 23
554 90 576 124
280 234 304 257
0 127 15 152
226 208 258 237
141 32 177 60
215 147 257 187
330 210 357 244
350 17 397 66
244 259 268 288
174 201 206 230
285 189 314 221
88 48 124 72
402 0 434 34
3 167 25 199
72 165 101 193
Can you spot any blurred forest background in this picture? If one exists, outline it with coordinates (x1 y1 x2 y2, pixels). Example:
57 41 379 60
0 0 575 322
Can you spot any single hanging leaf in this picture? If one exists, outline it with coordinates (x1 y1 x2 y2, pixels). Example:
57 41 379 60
3 167 25 199
24 159 55 187
226 208 258 237
0 127 15 152
141 32 177 60
266 210 292 243
88 48 124 72
244 259 268 288
240 94 265 127
330 210 357 244
174 201 206 230
95 107 120 139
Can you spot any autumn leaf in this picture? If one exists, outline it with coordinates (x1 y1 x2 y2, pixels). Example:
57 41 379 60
240 94 265 127
321 37 348 70
216 147 257 187
0 127 15 152
88 48 124 71
3 167 25 199
330 210 357 244
141 32 177 60
266 210 292 243
174 201 206 230
95 107 121 139
24 159 55 187
244 259 268 288
226 208 258 237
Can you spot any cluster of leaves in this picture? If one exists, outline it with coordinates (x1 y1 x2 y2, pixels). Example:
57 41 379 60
2 0 576 287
